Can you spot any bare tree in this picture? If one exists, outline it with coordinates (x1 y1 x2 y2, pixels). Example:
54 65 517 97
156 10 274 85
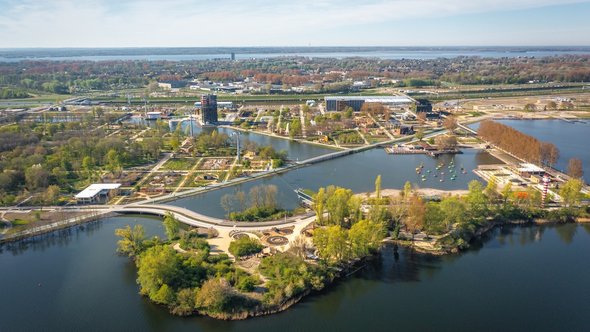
567 158 584 179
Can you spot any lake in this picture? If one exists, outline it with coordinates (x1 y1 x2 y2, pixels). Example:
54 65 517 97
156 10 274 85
2 47 590 62
1 217 589 331
1 119 589 331
470 119 590 182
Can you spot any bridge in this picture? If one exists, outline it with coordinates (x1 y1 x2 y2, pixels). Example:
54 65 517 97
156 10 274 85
0 202 318 244
112 204 316 231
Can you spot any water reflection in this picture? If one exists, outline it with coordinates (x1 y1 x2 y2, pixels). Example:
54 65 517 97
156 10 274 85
0 220 104 256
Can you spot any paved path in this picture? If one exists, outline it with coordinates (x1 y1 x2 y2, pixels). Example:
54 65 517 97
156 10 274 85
356 128 370 145
368 113 394 139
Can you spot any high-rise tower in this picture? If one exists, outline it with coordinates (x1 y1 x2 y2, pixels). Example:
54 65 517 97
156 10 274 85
200 94 218 124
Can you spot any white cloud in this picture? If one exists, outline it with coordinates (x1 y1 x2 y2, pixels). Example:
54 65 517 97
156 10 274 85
0 0 588 46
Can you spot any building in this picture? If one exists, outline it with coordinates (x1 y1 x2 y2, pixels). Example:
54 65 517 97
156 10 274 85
157 81 188 90
415 99 433 113
75 183 121 204
194 101 234 109
393 124 414 135
324 95 415 112
200 94 218 124
516 163 545 178
146 112 162 120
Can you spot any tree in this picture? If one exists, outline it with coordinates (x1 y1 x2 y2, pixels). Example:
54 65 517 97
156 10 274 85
82 156 94 179
163 212 180 240
402 181 413 201
348 220 386 258
313 225 349 264
220 193 236 217
347 196 363 224
289 119 302 138
547 101 557 110
559 178 583 207
484 178 500 202
195 279 237 313
567 158 584 179
105 149 121 174
375 175 382 199
435 135 458 151
405 193 425 238
25 165 49 191
325 187 353 226
501 182 513 205
136 245 181 299
415 129 425 141
439 196 467 230
524 103 536 111
43 185 60 204
443 116 458 131
115 224 146 258
313 187 326 225
466 180 488 221
424 202 445 234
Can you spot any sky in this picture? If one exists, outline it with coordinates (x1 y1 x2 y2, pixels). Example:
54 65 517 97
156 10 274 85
0 0 589 47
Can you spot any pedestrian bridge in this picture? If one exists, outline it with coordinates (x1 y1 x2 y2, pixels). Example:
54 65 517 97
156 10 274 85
111 204 315 231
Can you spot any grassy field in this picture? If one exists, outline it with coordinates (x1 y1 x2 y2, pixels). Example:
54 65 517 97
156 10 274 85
161 158 198 170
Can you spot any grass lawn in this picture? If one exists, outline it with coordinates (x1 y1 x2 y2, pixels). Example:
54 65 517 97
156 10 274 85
161 158 197 170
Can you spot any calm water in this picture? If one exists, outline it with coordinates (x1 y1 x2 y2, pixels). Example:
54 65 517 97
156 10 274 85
1 216 589 331
171 148 500 218
2 47 590 62
2 119 588 331
470 119 590 182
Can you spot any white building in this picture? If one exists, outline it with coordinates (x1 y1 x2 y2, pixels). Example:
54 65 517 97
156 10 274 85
75 184 121 204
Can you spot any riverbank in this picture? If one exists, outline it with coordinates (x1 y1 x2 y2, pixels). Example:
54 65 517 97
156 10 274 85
361 188 469 199
393 217 590 256
220 125 347 151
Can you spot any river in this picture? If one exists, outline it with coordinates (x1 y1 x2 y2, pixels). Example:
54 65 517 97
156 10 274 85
1 216 589 331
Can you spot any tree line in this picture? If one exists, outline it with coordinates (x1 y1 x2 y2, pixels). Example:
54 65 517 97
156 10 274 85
478 120 559 165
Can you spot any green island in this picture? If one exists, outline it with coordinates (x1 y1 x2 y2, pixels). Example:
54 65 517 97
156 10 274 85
115 174 589 319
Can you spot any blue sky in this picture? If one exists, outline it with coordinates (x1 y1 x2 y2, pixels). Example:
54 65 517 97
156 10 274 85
0 0 589 47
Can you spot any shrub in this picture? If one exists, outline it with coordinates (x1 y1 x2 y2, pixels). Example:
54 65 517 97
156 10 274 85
228 237 264 257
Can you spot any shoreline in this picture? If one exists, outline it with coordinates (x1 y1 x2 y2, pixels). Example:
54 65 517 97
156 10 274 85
188 217 587 320
219 124 347 151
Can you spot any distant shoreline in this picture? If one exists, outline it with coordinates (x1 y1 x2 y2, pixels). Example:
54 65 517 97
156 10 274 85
2 46 590 62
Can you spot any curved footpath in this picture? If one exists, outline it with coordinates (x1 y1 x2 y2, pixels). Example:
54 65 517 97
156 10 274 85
0 203 316 244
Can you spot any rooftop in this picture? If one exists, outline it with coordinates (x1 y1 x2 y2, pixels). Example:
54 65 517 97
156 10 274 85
75 183 121 199
517 163 545 173
324 95 414 103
